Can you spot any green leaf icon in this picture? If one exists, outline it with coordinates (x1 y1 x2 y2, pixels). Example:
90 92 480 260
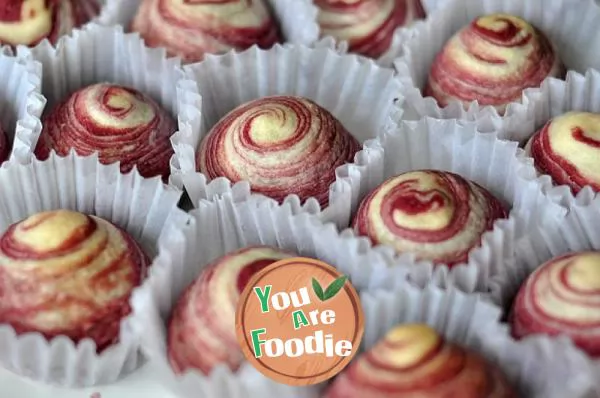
312 278 325 301
323 275 348 301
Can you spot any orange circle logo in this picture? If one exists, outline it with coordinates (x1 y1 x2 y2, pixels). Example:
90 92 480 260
235 257 364 386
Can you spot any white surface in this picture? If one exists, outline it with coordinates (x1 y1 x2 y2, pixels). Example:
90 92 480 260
0 363 179 398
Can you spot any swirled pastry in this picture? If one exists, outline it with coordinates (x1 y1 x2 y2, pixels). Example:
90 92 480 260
525 111 600 194
168 246 293 374
315 0 425 58
511 251 600 358
0 0 100 46
323 324 516 397
0 210 149 351
35 83 176 180
197 95 361 206
352 170 507 266
425 13 564 114
131 0 281 63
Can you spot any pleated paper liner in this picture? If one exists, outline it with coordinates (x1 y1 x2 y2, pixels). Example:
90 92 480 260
319 117 564 293
0 151 188 387
513 69 600 212
97 0 319 49
360 285 596 397
393 0 600 142
0 52 45 163
10 23 201 181
173 42 402 229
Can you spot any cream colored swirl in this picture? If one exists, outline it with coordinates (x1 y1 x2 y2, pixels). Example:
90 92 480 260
425 13 564 114
352 170 507 266
197 95 360 206
525 111 600 194
323 324 516 398
35 83 176 180
316 0 425 58
511 251 600 358
167 246 293 374
0 0 99 46
0 210 149 351
131 0 281 63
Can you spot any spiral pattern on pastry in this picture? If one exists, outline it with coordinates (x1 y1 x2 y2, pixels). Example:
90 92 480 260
511 251 600 358
352 170 507 266
35 83 176 180
316 0 425 59
168 246 293 374
0 0 100 46
131 0 281 63
323 324 516 398
525 111 600 194
0 210 149 352
197 95 361 206
425 13 564 114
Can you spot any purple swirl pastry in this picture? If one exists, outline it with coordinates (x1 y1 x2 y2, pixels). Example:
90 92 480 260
168 246 293 374
0 210 149 352
352 170 508 266
197 95 361 206
131 0 281 63
35 83 177 180
316 0 426 58
425 13 564 114
0 0 100 46
511 251 600 358
323 323 517 397
526 111 600 194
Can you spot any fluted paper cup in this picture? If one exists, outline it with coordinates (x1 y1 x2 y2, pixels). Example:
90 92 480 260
97 0 319 52
175 43 401 229
128 194 407 398
393 0 600 142
0 52 45 164
358 285 596 397
325 117 567 293
11 23 201 182
0 151 186 387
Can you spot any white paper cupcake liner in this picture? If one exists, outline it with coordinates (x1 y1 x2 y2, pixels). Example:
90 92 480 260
0 151 187 387
325 117 569 293
175 43 402 229
128 194 399 397
0 53 45 164
360 285 596 397
11 23 201 179
393 0 600 142
96 0 319 48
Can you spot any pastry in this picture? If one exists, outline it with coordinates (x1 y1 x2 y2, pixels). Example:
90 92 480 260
323 323 517 397
425 13 564 114
131 0 281 63
525 111 600 194
35 83 176 180
167 246 293 374
0 210 149 352
511 251 600 358
353 170 507 266
316 0 425 58
0 0 100 46
197 95 360 206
